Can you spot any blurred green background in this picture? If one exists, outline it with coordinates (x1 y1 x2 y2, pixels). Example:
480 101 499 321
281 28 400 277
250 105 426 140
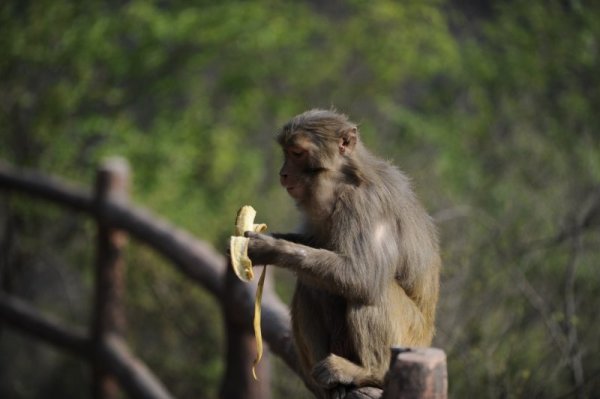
1 0 599 398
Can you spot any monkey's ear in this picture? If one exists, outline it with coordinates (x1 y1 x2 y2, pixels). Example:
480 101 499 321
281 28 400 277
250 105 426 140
339 128 357 155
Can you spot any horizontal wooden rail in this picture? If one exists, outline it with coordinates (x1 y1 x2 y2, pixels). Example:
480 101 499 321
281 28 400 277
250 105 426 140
0 161 223 296
102 334 174 399
0 161 298 376
0 293 173 399
0 292 91 358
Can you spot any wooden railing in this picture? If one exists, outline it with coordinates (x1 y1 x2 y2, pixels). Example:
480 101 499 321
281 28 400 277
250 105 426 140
0 159 447 399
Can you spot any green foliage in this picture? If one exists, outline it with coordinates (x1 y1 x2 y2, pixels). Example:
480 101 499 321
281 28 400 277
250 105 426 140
1 0 599 398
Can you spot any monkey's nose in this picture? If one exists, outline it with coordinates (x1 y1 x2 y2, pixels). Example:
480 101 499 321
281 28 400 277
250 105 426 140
280 169 292 186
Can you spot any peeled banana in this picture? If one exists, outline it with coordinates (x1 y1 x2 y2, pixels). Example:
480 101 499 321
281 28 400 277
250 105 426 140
230 206 267 282
229 205 268 380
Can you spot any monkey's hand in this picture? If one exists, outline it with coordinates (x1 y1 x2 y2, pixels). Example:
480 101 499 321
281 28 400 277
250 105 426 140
244 231 280 266
246 231 309 266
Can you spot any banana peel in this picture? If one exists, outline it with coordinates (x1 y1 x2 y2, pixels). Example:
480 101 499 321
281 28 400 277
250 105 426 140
229 205 268 380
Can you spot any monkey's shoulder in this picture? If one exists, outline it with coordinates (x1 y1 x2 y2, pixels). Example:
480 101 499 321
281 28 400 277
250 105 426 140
338 166 414 212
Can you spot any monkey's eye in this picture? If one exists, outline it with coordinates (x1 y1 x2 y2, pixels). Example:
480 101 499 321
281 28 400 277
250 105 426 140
287 148 306 159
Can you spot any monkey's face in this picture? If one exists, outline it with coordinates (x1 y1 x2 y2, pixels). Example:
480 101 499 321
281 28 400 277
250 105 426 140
278 127 358 208
279 144 311 201
278 132 324 203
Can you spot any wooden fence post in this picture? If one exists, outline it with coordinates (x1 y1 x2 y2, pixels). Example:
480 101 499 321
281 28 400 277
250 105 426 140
91 158 130 399
382 347 447 399
220 265 271 399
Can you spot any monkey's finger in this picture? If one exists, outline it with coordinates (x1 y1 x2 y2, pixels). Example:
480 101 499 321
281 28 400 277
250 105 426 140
244 231 260 238
245 231 277 244
330 386 347 399
244 231 273 239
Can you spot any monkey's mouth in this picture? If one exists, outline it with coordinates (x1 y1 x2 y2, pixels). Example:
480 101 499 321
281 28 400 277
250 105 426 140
284 186 300 197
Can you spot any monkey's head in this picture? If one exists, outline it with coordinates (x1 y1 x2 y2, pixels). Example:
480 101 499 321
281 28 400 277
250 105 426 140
276 109 362 208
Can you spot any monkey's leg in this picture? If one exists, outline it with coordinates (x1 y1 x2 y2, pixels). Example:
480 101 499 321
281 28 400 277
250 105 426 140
291 284 334 398
311 353 379 389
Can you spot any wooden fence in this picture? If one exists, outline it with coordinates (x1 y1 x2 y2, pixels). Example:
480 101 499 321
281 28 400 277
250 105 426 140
0 159 447 399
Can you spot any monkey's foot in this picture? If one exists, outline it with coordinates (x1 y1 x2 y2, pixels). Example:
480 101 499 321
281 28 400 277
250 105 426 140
312 354 355 388
328 385 348 399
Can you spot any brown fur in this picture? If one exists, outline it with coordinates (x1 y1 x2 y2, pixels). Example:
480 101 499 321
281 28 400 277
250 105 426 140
247 109 440 398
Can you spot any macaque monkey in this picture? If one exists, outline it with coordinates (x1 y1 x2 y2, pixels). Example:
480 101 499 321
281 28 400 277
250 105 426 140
246 109 440 398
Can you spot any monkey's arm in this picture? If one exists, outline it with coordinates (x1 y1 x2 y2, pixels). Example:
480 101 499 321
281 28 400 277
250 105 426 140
246 232 385 304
